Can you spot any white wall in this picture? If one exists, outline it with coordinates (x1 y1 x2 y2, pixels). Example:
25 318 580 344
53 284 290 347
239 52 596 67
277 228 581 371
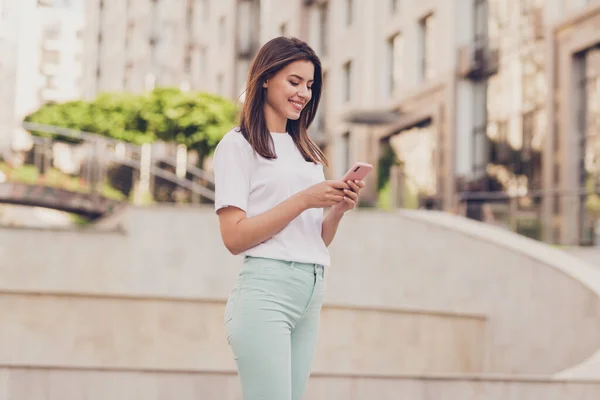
2 206 600 376
3 206 600 398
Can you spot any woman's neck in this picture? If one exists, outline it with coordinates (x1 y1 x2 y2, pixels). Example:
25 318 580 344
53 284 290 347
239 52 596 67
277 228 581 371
264 104 287 133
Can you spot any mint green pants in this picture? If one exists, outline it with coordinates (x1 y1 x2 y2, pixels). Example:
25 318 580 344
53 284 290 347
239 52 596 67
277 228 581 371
224 256 325 400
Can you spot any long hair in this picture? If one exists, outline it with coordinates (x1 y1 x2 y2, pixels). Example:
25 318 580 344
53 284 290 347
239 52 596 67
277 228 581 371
239 36 327 166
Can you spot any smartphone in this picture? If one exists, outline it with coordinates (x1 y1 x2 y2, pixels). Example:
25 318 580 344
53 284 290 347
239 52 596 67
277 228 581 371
341 162 373 182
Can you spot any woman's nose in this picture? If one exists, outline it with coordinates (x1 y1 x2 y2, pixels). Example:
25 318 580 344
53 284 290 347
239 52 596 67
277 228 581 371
297 86 310 98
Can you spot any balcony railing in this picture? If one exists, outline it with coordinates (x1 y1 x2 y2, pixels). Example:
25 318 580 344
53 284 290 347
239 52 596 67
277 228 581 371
457 40 500 80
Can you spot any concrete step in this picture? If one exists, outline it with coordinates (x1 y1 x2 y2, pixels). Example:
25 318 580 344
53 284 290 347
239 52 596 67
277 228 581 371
2 368 599 399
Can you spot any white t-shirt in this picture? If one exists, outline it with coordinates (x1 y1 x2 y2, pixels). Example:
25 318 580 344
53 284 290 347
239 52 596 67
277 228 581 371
213 128 330 266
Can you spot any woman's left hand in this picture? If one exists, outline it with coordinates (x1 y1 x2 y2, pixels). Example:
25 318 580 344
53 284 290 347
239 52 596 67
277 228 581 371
331 180 366 214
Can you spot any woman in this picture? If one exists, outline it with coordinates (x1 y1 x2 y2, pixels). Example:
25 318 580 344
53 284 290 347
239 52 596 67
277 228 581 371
213 37 365 400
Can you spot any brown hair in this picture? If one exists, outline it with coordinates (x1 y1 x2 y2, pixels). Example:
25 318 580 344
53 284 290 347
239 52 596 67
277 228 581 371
239 36 327 166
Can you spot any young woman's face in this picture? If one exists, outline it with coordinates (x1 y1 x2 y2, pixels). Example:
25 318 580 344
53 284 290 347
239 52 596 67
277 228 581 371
263 60 315 122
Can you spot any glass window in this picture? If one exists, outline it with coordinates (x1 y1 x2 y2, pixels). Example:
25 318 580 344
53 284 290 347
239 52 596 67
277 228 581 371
343 61 352 103
419 14 436 82
387 33 403 96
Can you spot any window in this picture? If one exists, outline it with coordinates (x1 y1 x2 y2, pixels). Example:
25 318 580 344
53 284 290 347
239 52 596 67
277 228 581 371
343 61 352 103
217 73 224 95
489 120 508 164
345 0 353 27
474 0 487 43
313 71 327 136
310 2 329 57
579 46 600 235
184 54 192 75
522 111 534 156
237 0 256 56
390 0 400 13
319 3 328 56
342 131 351 172
279 22 286 36
219 16 226 45
521 110 535 182
45 75 58 89
236 60 249 100
472 124 487 176
42 49 60 65
186 0 194 33
199 47 206 73
124 63 132 88
44 24 61 40
201 0 210 21
387 33 403 96
419 13 436 82
321 71 328 122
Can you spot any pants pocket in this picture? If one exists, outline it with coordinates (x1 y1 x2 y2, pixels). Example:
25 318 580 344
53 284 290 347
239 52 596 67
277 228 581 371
224 276 245 325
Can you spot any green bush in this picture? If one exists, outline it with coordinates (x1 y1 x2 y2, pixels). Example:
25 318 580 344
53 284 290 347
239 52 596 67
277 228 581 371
24 87 239 168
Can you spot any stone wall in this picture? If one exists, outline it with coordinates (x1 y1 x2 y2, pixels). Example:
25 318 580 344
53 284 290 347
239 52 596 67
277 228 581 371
2 206 600 398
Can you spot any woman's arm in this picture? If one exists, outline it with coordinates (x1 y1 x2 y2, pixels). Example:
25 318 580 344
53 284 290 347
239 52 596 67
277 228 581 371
217 192 307 255
217 180 348 255
321 208 344 247
321 180 365 247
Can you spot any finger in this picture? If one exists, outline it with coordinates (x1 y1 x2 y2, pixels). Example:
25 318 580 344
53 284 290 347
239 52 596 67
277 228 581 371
344 197 356 207
353 180 366 188
343 189 358 201
348 181 360 192
330 180 351 190
329 187 346 196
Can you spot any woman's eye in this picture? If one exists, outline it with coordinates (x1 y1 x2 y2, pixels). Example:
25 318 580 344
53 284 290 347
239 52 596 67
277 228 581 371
290 81 299 86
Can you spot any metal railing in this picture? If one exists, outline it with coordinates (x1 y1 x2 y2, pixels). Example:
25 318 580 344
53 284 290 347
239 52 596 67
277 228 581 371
457 188 600 246
0 122 215 214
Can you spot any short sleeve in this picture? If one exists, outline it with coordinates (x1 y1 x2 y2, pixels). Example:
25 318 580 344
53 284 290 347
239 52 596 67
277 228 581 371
213 135 252 213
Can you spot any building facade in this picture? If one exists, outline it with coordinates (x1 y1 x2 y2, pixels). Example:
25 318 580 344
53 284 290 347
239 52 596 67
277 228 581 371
0 0 84 152
545 1 600 244
84 0 600 245
83 0 262 100
297 0 600 246
0 0 19 150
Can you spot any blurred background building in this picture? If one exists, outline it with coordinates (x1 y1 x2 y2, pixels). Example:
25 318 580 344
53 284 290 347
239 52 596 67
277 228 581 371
80 0 600 246
0 0 597 244
0 0 84 152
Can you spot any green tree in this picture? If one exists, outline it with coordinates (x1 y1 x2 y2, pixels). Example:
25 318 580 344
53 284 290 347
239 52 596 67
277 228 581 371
145 88 238 167
24 87 238 165
24 100 93 143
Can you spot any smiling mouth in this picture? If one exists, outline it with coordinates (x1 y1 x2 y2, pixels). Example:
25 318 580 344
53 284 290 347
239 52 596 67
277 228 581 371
289 100 304 112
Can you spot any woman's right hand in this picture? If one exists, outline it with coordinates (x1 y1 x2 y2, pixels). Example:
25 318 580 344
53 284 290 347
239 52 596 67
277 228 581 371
300 180 350 209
